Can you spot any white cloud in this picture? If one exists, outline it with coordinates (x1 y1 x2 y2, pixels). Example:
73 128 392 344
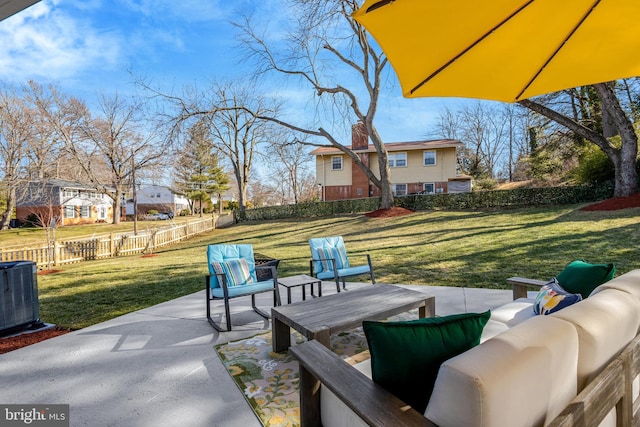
0 1 122 82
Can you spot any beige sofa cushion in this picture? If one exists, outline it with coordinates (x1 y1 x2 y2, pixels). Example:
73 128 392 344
551 287 640 391
591 269 640 302
489 297 536 327
425 316 579 427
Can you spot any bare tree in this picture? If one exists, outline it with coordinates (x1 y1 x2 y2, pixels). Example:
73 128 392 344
205 82 274 213
238 0 397 209
0 85 33 230
265 132 315 204
22 82 64 180
79 93 171 224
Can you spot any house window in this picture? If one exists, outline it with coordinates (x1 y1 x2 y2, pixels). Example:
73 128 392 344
331 156 343 171
423 150 437 166
64 205 76 218
393 184 407 196
80 206 90 218
388 152 407 168
423 183 435 194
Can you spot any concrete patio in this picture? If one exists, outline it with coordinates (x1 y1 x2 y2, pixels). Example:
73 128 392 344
0 282 521 426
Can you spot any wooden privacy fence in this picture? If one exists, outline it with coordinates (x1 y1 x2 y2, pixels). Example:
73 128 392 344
0 216 226 269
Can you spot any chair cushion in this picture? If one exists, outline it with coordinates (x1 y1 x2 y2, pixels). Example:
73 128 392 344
533 278 582 315
209 279 275 299
310 236 350 274
363 311 490 413
207 244 258 287
556 259 615 299
489 298 536 327
316 265 371 280
211 258 254 287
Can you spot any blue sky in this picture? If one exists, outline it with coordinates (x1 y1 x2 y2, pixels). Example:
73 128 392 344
0 0 477 145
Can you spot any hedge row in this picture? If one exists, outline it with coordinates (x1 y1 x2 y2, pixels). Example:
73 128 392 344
236 183 615 222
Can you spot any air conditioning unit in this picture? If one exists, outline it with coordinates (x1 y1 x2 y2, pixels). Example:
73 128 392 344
0 261 43 335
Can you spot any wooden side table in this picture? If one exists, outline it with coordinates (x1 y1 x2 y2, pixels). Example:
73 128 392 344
277 274 323 304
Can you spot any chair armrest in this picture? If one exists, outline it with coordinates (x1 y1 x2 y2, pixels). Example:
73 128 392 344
291 340 435 427
507 277 547 300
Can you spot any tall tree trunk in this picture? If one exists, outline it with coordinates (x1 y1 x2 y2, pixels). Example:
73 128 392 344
0 188 15 230
595 83 639 197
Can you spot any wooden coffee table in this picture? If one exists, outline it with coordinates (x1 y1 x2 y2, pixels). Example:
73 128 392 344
271 284 435 352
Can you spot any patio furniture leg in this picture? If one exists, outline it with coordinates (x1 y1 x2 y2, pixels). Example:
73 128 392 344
298 361 322 427
273 318 291 352
251 294 271 319
206 276 230 332
367 254 376 284
419 297 436 318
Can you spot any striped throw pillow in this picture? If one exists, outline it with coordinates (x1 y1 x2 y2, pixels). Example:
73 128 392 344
316 247 335 272
334 245 350 269
211 258 254 287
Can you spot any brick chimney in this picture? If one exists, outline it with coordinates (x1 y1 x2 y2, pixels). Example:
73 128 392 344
351 122 368 150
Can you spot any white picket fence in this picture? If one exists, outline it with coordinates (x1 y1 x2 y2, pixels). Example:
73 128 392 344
0 214 233 268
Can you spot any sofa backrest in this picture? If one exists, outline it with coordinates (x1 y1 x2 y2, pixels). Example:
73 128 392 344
551 283 640 391
425 315 579 427
591 269 640 302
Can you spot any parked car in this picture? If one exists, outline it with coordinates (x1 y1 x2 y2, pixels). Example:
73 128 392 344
143 213 169 221
160 211 175 219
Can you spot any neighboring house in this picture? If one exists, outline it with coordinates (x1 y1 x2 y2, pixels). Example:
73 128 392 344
16 179 114 226
311 122 472 201
129 185 189 216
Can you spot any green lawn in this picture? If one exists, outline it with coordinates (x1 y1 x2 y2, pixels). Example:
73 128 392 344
36 204 640 329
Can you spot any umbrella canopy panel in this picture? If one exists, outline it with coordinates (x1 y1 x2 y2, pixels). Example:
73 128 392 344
354 0 640 102
0 0 41 22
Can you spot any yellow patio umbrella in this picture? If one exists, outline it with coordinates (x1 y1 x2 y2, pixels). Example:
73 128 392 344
353 0 640 102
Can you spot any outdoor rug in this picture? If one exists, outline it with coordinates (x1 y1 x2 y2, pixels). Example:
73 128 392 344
214 311 415 427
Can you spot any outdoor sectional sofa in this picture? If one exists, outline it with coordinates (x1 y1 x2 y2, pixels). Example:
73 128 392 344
291 269 640 427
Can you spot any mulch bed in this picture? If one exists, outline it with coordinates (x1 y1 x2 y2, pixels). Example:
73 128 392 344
0 326 72 355
580 192 640 211
364 207 415 218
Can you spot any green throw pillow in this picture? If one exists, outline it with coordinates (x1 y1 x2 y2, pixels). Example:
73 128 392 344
363 310 491 414
556 259 615 299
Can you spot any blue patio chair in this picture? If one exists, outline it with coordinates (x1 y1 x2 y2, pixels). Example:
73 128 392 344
309 236 375 292
206 244 281 331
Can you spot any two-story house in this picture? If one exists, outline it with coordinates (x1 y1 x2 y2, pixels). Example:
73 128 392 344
311 123 471 201
16 179 114 226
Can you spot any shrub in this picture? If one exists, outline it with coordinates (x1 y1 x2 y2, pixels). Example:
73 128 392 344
24 213 40 228
572 145 615 185
237 184 615 222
